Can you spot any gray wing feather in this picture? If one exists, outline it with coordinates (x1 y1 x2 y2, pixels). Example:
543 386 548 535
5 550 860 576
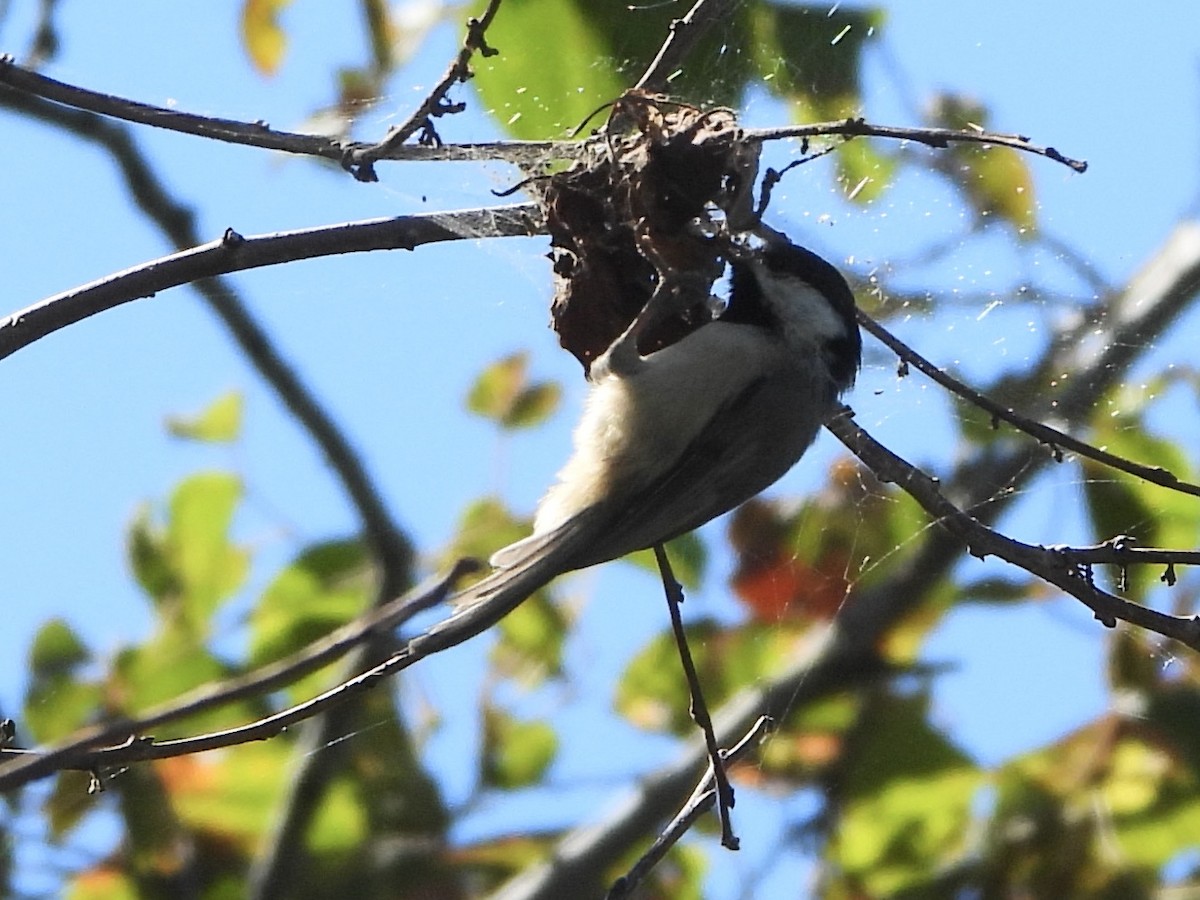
565 373 825 569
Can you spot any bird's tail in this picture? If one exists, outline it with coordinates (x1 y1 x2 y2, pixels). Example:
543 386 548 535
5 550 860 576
409 508 607 657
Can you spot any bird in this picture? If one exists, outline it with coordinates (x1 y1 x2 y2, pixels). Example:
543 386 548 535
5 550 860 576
420 237 861 646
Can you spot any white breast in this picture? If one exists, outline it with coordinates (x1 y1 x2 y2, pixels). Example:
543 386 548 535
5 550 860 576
532 322 779 534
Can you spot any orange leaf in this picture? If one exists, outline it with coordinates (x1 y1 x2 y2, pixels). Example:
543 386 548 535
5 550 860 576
733 551 851 622
732 553 806 621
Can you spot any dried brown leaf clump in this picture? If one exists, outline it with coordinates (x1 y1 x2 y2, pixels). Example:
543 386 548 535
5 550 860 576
542 93 760 372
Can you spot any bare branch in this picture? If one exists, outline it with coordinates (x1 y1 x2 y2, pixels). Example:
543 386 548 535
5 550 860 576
858 310 1200 499
607 717 772 900
3 55 1087 181
0 532 585 789
827 409 1200 651
1047 537 1200 571
745 120 1088 173
653 543 737 850
0 53 565 168
0 564 473 789
633 0 736 93
0 204 542 363
344 0 505 180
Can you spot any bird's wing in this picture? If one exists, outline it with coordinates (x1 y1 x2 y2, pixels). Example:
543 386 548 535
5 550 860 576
567 372 823 569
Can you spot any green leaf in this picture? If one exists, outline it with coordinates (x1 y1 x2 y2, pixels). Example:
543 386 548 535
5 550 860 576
504 382 562 429
128 504 181 602
24 620 99 742
481 705 558 789
623 532 707 590
782 469 926 595
169 474 246 622
24 673 101 744
307 776 370 854
362 0 395 71
956 146 1038 232
128 472 250 631
336 688 451 836
833 137 897 205
45 770 101 840
250 538 372 668
166 391 243 443
493 589 568 683
994 701 1200 883
29 618 89 679
241 0 291 75
468 352 528 421
112 631 231 730
1080 412 1199 599
447 497 531 565
615 628 694 733
467 352 561 431
929 95 1037 232
648 843 707 900
1109 687 1200 867
64 864 139 899
831 692 982 895
757 692 861 782
470 0 638 140
473 1 879 140
752 5 882 119
615 620 814 737
166 741 294 847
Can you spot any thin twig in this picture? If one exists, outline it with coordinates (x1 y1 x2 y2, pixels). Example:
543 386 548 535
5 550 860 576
826 409 1200 651
607 716 772 899
858 310 1200 498
652 543 739 850
0 53 565 167
744 120 1088 173
344 0 505 180
1047 537 1200 571
633 0 735 93
2 56 1088 178
0 564 473 779
0 555 545 790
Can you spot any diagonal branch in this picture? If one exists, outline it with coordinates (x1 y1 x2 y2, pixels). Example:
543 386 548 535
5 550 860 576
826 410 1200 651
0 54 565 167
0 204 543 363
606 716 772 899
0 85 415 590
653 543 738 850
0 564 473 787
858 310 1200 498
633 0 736 93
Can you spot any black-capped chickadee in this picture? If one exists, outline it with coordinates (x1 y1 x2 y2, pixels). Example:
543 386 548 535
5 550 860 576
430 238 861 637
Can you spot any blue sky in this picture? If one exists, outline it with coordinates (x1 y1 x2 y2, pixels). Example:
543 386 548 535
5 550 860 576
2 2 1198 894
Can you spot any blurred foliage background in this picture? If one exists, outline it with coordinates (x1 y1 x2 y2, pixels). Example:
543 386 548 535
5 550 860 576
2 1 1199 897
